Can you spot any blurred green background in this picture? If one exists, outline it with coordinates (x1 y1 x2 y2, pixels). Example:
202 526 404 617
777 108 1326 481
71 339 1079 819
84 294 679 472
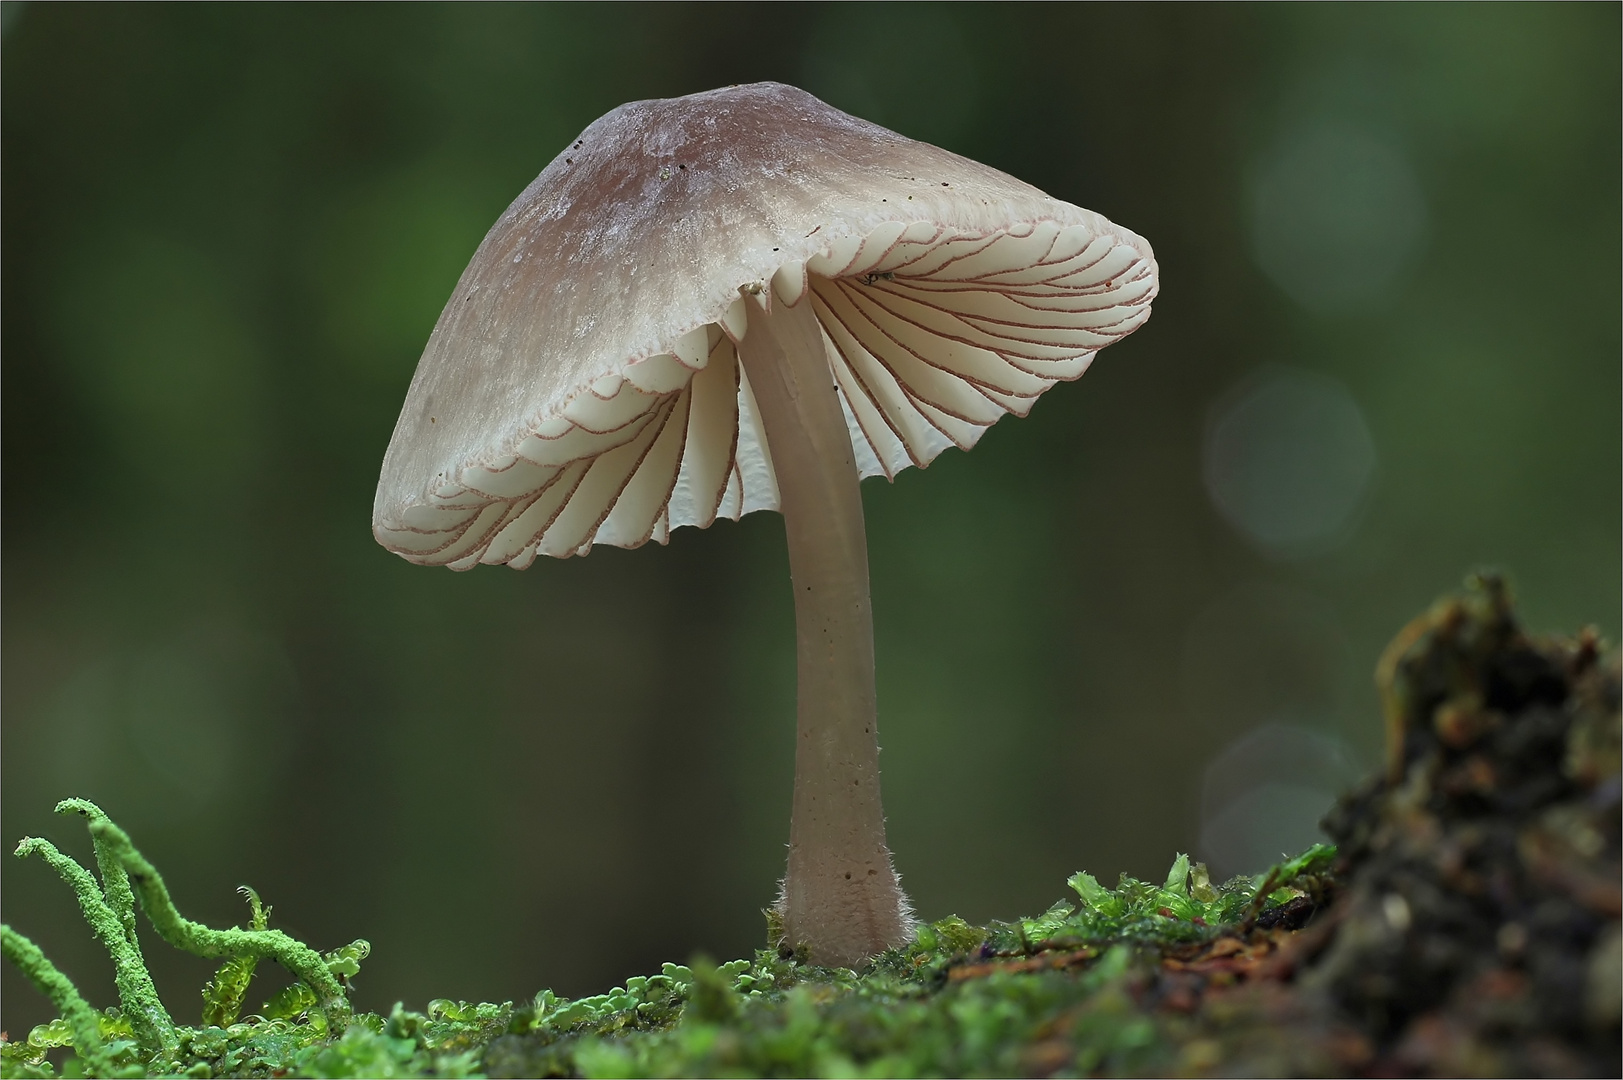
3 3 1618 1033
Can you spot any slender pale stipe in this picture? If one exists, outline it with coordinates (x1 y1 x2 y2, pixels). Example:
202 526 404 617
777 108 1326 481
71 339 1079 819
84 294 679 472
737 293 912 965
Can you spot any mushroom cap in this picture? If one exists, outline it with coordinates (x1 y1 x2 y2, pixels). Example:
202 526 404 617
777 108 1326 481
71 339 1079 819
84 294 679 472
374 82 1157 569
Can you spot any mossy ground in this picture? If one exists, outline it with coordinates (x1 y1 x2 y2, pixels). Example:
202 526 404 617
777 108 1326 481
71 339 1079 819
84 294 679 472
4 575 1618 1078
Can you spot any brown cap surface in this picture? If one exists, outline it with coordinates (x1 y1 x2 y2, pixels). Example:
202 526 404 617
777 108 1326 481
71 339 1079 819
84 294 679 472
374 82 1157 569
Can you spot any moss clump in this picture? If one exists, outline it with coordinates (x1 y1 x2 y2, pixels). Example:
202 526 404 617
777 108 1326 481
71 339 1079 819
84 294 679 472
483 846 1336 1079
0 799 1332 1077
4 574 1617 1078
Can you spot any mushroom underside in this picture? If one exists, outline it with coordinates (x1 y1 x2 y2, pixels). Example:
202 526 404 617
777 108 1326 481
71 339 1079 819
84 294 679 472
374 219 1155 570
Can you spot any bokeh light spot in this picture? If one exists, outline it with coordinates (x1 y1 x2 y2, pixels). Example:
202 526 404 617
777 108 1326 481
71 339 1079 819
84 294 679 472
1203 367 1377 558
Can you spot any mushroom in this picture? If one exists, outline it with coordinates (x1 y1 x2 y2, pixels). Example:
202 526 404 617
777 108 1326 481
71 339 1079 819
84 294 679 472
373 82 1157 967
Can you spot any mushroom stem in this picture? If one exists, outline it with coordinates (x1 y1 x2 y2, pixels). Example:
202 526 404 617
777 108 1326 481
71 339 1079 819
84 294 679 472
737 288 914 967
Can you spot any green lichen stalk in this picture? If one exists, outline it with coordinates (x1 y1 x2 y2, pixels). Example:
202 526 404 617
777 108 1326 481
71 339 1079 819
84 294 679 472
5 799 366 1077
11 835 176 1067
0 924 112 1078
54 799 353 1031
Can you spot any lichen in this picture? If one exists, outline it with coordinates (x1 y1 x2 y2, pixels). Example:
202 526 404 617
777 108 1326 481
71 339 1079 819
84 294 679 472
2 800 366 1078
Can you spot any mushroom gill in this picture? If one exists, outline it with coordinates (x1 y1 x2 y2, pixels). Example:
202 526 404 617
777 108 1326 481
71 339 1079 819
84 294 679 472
373 220 1154 570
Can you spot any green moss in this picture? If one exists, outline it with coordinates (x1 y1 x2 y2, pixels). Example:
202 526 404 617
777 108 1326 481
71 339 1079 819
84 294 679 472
1 798 1327 1078
2 801 366 1078
477 850 1336 1079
